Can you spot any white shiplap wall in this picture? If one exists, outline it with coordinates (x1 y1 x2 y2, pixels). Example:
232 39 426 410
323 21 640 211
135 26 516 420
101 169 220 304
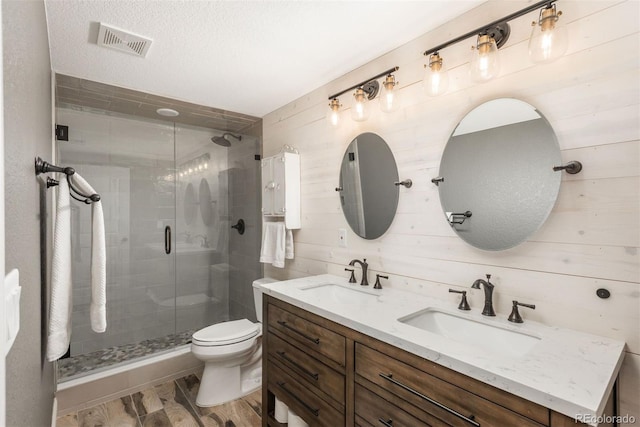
263 0 640 419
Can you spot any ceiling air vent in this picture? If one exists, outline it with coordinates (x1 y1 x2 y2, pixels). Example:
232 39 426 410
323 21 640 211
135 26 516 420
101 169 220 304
97 23 152 58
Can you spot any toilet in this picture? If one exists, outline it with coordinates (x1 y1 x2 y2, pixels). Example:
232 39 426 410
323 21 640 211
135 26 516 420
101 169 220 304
190 277 276 407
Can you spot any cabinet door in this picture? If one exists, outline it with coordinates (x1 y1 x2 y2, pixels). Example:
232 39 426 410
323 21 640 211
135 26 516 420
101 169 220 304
261 157 274 215
272 154 286 215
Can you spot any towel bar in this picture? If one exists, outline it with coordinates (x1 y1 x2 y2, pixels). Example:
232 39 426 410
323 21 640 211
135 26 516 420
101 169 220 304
35 157 101 204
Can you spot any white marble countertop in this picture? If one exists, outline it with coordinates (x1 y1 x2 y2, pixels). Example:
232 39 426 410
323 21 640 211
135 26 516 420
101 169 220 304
257 274 626 426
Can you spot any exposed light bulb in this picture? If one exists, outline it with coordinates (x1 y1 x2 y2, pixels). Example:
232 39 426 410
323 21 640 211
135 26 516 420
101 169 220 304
327 98 342 127
423 52 449 96
351 88 371 122
470 34 500 82
528 5 568 63
379 74 399 113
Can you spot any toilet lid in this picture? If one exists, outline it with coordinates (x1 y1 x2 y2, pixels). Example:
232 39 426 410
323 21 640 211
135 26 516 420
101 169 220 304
192 319 259 345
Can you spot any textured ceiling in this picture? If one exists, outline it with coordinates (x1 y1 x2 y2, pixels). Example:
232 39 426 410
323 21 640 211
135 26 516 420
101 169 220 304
44 1 484 118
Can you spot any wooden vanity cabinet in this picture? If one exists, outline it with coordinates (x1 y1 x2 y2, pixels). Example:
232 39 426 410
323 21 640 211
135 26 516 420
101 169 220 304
354 342 547 427
263 296 603 427
263 296 353 427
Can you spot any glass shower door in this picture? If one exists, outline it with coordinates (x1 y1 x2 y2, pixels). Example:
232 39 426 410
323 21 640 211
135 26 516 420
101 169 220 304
174 125 263 335
174 124 231 335
57 107 178 375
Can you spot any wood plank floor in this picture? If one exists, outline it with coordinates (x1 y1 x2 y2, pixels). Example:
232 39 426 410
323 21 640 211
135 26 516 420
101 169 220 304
57 373 262 427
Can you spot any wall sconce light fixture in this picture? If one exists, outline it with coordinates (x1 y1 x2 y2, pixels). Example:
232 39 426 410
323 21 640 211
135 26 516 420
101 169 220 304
379 74 399 113
327 66 399 125
327 98 342 127
422 0 565 94
528 3 568 63
352 86 373 121
178 152 210 178
470 32 503 82
423 52 449 96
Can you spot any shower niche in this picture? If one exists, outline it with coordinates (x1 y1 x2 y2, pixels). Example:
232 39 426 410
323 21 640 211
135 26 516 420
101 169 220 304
54 74 263 381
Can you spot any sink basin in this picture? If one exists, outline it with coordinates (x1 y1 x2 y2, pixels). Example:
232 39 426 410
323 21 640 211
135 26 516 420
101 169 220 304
301 283 379 304
398 309 540 358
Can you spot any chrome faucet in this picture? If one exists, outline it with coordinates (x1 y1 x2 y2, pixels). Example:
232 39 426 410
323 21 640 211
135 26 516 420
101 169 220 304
348 258 369 286
471 274 495 316
194 234 210 248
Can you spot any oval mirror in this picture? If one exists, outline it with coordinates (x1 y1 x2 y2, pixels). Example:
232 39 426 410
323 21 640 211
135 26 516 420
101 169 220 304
339 132 399 239
183 183 197 226
199 178 213 226
438 98 562 251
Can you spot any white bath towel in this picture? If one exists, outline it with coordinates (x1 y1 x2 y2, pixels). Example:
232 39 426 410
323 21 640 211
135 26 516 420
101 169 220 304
285 229 294 260
47 176 73 361
260 221 287 268
70 173 107 333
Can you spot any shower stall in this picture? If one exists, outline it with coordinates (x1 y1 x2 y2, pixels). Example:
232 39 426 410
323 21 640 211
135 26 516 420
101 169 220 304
54 87 262 381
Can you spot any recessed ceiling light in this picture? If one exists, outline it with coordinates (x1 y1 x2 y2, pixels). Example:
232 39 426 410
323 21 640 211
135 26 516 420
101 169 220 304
156 108 179 117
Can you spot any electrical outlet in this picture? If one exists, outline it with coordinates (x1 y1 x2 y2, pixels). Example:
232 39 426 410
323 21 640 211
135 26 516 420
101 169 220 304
338 228 347 248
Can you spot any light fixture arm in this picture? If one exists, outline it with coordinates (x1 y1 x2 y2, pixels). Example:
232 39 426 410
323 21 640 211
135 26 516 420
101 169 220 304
328 66 399 101
422 0 556 57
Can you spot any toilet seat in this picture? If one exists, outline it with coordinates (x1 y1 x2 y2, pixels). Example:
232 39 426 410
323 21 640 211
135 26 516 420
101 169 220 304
192 319 259 347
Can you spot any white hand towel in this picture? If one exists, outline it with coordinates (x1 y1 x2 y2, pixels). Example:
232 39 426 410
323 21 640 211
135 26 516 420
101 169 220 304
70 173 107 333
260 221 286 268
47 176 73 361
285 229 294 260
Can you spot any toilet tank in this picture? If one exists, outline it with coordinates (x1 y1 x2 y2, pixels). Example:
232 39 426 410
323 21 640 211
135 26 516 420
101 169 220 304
252 278 277 322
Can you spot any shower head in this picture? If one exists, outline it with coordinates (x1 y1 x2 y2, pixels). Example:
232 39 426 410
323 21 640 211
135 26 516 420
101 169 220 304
211 133 242 147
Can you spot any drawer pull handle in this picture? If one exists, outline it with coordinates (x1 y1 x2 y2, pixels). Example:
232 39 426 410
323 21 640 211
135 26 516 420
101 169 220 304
276 320 321 345
276 381 319 417
277 351 319 381
378 418 394 427
379 373 480 427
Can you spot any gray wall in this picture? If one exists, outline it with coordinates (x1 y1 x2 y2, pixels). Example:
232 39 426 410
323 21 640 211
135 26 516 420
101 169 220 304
2 0 54 425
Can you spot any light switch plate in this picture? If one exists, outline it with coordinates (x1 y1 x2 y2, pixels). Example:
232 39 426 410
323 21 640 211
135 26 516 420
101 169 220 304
338 228 347 248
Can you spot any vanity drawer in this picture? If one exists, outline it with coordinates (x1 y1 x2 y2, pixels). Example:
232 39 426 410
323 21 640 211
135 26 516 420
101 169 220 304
268 303 346 366
355 384 433 427
267 331 345 404
356 343 546 427
268 358 345 427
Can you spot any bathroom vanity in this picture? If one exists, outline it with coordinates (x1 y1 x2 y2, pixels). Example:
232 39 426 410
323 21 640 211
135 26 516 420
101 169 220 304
260 275 624 427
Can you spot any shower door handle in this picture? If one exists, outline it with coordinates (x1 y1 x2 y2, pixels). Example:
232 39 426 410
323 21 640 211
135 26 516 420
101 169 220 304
165 226 171 254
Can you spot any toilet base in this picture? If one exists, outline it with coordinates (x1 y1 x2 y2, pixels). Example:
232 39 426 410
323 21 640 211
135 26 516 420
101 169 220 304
196 364 241 407
195 355 263 407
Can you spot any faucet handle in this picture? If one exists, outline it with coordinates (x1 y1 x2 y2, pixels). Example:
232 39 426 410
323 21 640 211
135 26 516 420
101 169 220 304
345 268 357 283
449 289 471 311
374 274 388 289
508 300 536 323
